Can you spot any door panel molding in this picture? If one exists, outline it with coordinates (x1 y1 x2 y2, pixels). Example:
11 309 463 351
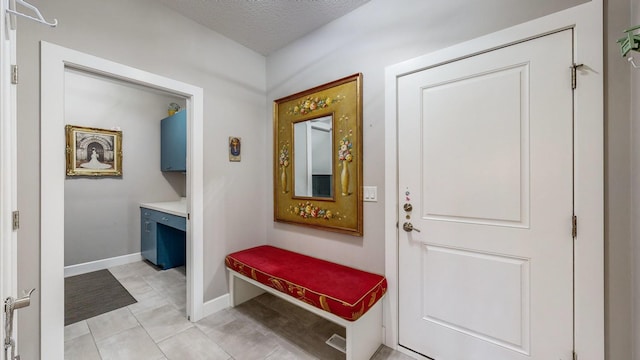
421 63 530 228
420 244 531 354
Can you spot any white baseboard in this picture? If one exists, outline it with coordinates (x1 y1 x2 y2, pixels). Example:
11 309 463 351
64 253 143 278
202 293 230 318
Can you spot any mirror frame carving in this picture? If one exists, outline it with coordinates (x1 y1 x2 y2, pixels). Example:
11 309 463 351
273 73 363 236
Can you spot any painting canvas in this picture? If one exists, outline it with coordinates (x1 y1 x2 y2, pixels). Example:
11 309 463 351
66 125 122 176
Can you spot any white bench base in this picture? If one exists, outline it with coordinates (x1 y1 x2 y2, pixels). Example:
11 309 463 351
228 268 383 360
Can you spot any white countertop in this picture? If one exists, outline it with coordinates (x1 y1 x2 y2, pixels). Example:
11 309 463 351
140 198 187 217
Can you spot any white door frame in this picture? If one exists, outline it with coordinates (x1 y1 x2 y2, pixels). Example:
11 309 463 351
1 0 18 356
384 1 603 358
40 41 204 359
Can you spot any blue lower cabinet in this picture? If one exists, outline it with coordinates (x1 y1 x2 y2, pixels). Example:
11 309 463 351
140 207 186 270
156 224 186 269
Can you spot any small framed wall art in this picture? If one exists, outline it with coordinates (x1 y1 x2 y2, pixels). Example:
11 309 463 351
65 125 123 176
229 136 241 162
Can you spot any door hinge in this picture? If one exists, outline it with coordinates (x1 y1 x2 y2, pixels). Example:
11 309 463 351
571 63 583 90
573 350 578 360
11 65 18 85
12 211 19 231
572 215 577 238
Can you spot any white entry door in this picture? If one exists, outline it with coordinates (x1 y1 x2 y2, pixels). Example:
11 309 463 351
398 30 574 360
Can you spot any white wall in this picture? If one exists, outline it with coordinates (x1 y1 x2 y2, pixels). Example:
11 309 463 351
17 0 267 358
311 123 332 175
64 69 185 266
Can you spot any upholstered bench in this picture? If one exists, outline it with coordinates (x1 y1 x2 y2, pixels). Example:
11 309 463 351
225 245 387 360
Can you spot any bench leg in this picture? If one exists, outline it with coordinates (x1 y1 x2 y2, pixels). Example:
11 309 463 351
228 271 265 307
345 299 383 360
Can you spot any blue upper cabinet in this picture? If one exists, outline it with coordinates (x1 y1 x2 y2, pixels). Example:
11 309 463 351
161 110 186 172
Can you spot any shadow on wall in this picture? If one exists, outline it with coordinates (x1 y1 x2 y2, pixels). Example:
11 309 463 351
163 172 187 197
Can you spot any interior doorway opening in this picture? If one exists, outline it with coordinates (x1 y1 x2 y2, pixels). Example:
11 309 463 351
62 67 189 328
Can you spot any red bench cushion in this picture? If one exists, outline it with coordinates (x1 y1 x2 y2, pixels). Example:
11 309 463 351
226 245 387 321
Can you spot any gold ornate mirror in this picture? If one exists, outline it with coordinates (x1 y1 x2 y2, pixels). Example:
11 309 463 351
274 74 363 236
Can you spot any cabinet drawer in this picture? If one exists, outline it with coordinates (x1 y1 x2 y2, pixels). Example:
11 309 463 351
140 208 186 231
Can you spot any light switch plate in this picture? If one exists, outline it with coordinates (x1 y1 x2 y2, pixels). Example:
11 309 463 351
363 186 377 202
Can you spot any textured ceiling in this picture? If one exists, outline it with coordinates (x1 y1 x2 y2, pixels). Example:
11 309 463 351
156 0 371 55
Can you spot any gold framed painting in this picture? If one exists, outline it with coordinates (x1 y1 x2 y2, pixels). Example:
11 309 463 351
273 73 363 236
65 125 123 176
229 136 241 162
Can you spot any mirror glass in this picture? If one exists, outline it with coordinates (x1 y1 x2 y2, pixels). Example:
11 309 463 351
294 115 333 198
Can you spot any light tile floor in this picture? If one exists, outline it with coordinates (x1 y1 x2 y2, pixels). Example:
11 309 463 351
64 261 415 360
